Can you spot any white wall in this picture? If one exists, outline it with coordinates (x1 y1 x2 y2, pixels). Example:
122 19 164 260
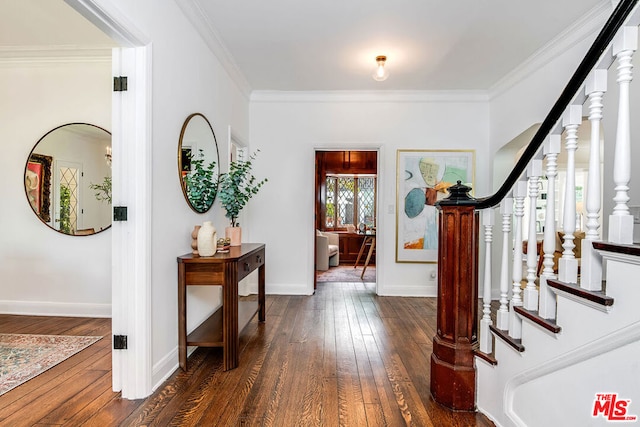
249 94 490 296
0 60 112 316
95 0 251 388
489 34 597 165
1 0 251 391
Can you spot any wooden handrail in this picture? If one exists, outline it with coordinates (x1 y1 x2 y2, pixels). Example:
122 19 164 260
475 0 639 210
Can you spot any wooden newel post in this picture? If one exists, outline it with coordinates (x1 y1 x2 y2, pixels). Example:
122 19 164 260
430 181 479 411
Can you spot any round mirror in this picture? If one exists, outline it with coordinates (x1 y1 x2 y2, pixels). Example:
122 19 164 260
24 123 112 236
178 113 220 213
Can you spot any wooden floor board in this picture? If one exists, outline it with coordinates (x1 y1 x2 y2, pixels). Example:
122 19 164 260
0 285 494 426
37 371 112 425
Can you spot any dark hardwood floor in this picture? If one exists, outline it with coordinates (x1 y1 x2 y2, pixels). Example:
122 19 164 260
0 283 494 426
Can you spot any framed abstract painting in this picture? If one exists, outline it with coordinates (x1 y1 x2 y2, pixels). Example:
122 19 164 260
396 149 475 263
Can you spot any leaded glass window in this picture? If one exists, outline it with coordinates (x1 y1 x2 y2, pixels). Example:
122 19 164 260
325 175 376 231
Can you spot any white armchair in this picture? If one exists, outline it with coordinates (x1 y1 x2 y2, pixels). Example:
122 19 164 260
316 230 340 271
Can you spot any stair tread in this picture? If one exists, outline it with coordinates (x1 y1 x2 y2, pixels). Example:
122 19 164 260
474 349 498 365
593 240 640 256
547 279 614 306
490 325 525 352
513 306 562 333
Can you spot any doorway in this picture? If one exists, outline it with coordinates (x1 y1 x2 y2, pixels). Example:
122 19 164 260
314 150 378 287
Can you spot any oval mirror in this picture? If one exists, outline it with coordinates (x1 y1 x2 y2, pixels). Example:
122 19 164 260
24 123 112 236
178 113 220 213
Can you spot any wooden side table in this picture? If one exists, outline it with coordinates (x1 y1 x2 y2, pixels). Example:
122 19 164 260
177 243 265 371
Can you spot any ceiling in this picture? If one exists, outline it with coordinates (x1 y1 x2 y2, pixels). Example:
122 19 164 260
1 0 610 92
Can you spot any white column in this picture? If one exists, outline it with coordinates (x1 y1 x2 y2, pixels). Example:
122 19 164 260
609 26 637 244
496 197 512 331
539 135 560 319
581 69 607 291
524 159 542 310
558 105 581 284
509 181 527 339
480 209 494 353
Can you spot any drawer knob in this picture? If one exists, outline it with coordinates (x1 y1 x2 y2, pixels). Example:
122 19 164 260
244 262 250 271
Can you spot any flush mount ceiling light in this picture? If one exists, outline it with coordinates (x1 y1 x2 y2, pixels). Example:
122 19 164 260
372 55 389 82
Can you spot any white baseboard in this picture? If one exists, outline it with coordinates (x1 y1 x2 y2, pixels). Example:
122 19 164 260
377 284 437 297
0 300 111 317
266 282 437 297
152 346 178 392
266 283 311 295
152 345 197 393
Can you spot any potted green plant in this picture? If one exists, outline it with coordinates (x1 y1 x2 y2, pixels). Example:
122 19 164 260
218 150 267 245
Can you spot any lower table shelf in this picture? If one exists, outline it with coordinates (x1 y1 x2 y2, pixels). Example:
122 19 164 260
186 300 259 347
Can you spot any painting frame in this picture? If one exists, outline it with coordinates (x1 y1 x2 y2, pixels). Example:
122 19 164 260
396 149 475 263
25 153 53 223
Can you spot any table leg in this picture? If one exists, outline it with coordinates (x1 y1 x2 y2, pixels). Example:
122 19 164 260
223 262 239 371
361 237 376 279
354 236 368 268
178 262 187 370
259 263 265 322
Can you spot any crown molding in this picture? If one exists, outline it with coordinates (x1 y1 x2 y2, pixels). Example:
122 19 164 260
175 0 252 100
489 2 612 99
250 90 489 104
0 45 111 65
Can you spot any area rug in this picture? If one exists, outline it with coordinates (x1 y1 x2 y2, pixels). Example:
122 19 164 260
0 333 102 396
317 265 376 283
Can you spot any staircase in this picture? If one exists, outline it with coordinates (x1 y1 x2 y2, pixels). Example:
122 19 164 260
477 243 640 426
431 1 640 425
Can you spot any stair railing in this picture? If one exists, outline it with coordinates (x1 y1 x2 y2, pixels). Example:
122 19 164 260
430 0 640 411
484 1 639 347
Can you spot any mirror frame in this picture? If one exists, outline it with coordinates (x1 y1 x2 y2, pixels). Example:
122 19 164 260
178 113 220 213
24 122 112 236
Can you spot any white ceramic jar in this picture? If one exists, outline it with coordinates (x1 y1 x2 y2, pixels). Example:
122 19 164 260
197 221 217 256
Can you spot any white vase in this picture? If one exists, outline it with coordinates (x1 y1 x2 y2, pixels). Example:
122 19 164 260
197 221 217 256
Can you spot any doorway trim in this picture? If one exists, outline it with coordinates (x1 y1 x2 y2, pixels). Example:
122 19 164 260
65 0 153 399
312 145 385 295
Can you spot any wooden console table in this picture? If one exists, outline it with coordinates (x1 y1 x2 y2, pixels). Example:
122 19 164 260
177 243 265 371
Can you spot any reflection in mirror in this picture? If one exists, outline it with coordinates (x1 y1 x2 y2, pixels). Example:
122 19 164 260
229 126 248 165
178 113 220 213
24 123 112 236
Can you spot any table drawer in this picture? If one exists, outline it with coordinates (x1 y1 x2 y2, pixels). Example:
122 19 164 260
238 248 265 282
185 263 224 286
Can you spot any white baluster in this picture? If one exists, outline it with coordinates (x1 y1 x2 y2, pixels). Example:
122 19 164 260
539 135 560 319
558 105 581 284
609 26 637 244
480 209 494 353
581 70 607 290
509 181 527 339
496 197 512 331
524 159 542 311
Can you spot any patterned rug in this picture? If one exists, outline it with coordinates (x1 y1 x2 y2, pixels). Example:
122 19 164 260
0 333 102 396
317 265 376 283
